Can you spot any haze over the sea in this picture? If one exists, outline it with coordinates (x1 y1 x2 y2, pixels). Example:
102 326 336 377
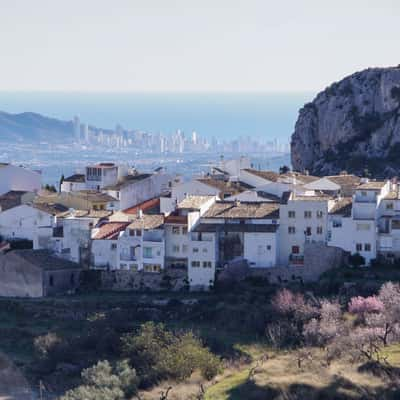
0 92 312 142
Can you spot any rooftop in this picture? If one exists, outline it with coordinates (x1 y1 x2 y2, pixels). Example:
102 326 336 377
71 190 118 202
242 169 280 182
127 214 164 230
329 197 353 217
178 195 215 210
197 178 251 194
358 181 387 190
280 172 320 184
11 249 81 270
164 214 188 225
326 174 361 188
123 197 160 215
193 223 278 233
103 173 152 190
383 191 400 200
92 222 130 240
204 201 280 219
32 202 69 216
63 173 85 183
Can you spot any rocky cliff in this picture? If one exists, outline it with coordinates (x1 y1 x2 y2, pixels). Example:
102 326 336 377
291 66 400 177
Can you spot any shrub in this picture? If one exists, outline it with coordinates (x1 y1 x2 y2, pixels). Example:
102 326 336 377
60 360 138 400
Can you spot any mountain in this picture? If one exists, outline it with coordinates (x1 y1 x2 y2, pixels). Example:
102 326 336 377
291 66 400 177
0 111 75 142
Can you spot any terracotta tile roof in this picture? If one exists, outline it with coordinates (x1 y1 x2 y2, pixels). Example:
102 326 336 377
73 190 117 202
358 181 387 190
327 174 361 188
127 214 164 230
383 191 399 200
204 201 280 219
243 169 280 182
93 222 130 240
329 197 353 217
178 195 215 210
280 172 320 184
32 202 69 215
123 197 160 214
197 178 249 195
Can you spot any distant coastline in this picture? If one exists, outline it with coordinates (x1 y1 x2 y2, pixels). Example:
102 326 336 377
0 91 312 141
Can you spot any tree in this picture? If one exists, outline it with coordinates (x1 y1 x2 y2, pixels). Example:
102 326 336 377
121 322 222 387
348 296 384 317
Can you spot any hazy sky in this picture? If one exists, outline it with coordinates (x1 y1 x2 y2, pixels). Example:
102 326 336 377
1 0 399 92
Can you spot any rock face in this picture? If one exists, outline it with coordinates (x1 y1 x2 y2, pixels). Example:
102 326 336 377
291 66 400 177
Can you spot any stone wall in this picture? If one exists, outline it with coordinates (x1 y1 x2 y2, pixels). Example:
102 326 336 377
98 267 188 291
43 269 82 296
219 243 348 284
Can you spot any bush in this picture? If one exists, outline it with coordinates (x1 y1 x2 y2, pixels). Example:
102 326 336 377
60 360 138 400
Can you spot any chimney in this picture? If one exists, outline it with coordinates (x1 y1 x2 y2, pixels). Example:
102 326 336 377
138 209 143 219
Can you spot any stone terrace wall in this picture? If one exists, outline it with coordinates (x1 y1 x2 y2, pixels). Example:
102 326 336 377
99 268 188 291
220 243 348 284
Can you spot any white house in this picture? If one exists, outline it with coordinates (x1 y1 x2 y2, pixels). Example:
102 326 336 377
0 203 67 248
279 192 331 266
0 163 41 195
85 163 119 191
104 170 171 211
60 174 86 193
164 195 216 268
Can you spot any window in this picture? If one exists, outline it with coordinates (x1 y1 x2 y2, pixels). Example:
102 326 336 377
182 244 188 253
111 243 117 250
173 245 180 253
292 245 300 254
316 210 323 218
172 226 180 235
356 243 362 252
257 245 263 255
364 243 371 251
143 247 152 258
288 226 296 234
202 248 208 253
317 226 323 234
305 227 312 236
288 211 295 218
304 211 312 218
266 245 271 250
129 229 135 236
203 261 212 268
193 247 199 253
182 227 188 235
136 229 142 236
49 275 54 286
386 202 394 210
191 261 200 267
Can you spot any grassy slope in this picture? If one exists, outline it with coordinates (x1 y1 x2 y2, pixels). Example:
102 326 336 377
205 346 400 400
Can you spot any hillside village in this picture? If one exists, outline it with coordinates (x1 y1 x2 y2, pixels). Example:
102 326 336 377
0 158 398 297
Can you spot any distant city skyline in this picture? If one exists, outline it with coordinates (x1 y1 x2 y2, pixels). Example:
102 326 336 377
1 0 399 92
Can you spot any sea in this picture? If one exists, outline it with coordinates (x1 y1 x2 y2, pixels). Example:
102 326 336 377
0 92 314 185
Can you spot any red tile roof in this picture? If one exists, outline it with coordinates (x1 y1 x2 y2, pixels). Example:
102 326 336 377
123 197 160 215
164 214 188 225
93 222 130 240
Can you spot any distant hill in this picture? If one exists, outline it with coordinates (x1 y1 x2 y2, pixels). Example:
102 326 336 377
0 111 75 142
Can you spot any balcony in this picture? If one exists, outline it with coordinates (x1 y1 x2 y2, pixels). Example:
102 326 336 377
120 254 137 262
